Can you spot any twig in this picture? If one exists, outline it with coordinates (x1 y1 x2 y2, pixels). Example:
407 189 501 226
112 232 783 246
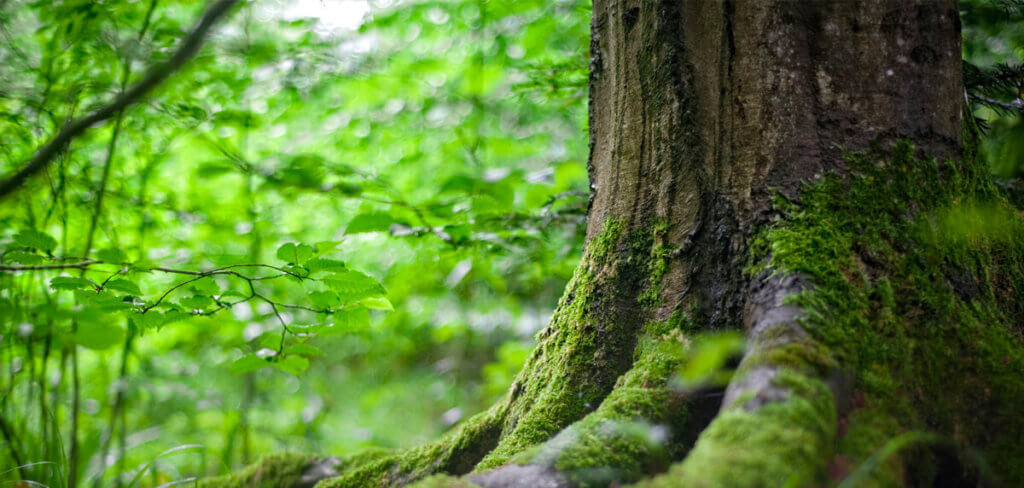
0 260 101 272
970 93 1024 113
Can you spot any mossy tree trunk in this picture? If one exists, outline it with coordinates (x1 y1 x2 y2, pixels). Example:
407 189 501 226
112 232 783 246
203 1 1024 487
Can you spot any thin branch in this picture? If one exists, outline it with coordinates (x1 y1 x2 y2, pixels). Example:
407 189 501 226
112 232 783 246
970 94 1024 113
0 260 101 272
0 0 241 199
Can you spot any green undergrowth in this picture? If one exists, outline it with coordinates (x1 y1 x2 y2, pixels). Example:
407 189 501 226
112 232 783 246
744 141 1024 485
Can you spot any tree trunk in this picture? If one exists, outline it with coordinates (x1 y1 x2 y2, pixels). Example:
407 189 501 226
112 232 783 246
202 1 1024 487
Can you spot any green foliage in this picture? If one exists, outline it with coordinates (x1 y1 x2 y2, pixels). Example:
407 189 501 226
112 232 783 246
1 1 1016 487
962 0 1024 178
13 229 58 254
0 0 589 486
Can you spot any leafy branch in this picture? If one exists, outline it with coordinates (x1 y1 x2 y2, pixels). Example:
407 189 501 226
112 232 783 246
2 236 390 364
0 0 241 199
965 61 1024 118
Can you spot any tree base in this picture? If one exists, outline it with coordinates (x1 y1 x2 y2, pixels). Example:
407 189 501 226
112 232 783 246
204 143 1024 487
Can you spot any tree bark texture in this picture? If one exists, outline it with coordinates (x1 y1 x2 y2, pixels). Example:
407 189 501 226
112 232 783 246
202 1 1024 487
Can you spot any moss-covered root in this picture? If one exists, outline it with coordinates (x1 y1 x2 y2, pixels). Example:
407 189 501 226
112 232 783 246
633 370 835 488
202 406 501 488
467 316 716 488
634 274 842 488
198 452 346 488
473 219 655 469
408 474 482 488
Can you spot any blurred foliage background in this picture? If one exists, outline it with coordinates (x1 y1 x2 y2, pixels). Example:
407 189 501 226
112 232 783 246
0 0 1020 487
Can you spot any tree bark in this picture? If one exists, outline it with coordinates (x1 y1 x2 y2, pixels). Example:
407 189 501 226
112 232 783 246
202 1 1024 487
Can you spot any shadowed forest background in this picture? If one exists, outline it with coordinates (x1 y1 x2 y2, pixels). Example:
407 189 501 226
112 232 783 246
1 0 1023 487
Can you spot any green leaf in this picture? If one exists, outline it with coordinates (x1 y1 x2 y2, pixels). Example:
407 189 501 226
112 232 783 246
333 307 370 332
189 277 220 296
443 224 472 244
334 182 363 196
220 290 249 300
283 264 310 279
197 160 236 178
361 296 393 311
133 312 164 330
276 242 313 265
51 276 96 291
96 248 127 264
14 229 57 253
678 332 746 387
277 154 326 189
313 241 342 255
230 354 270 373
306 258 346 274
180 295 214 310
345 212 399 234
136 311 190 329
73 320 125 350
285 344 324 357
104 278 141 296
308 290 341 309
440 174 477 194
7 251 44 265
273 355 309 376
323 270 386 303
76 289 132 311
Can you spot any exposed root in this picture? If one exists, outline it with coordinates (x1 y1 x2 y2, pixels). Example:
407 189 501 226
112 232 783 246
475 220 651 469
468 313 722 488
631 272 843 488
198 453 342 488
467 465 573 488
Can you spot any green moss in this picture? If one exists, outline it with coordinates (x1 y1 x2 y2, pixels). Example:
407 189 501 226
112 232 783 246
742 141 1024 485
833 406 905 487
475 218 657 468
503 316 693 487
198 452 320 488
407 474 481 488
638 221 672 308
636 369 837 488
